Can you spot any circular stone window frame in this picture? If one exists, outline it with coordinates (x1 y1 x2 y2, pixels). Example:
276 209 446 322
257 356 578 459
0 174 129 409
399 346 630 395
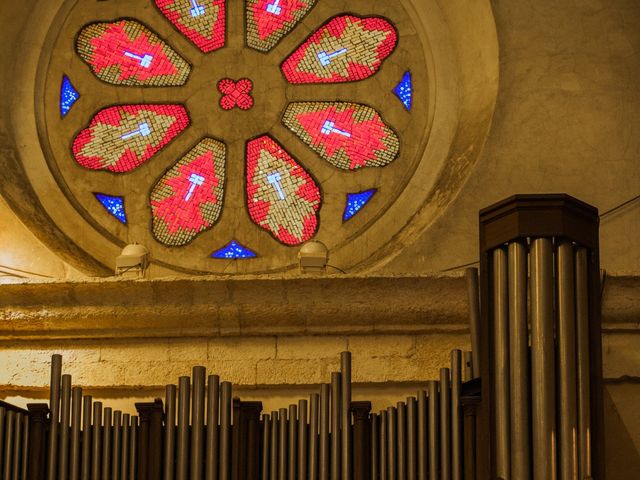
6 0 499 277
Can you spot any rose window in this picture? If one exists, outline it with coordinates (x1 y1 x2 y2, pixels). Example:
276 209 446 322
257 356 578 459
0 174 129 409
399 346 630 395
41 0 432 275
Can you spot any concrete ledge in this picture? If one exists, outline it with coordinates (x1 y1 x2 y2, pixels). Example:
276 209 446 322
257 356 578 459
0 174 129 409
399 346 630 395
0 274 637 340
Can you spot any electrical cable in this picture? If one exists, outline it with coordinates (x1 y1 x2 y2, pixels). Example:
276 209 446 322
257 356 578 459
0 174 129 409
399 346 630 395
599 193 640 218
0 264 52 278
327 264 347 274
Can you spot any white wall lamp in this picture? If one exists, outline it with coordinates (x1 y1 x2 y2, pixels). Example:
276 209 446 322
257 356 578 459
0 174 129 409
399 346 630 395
298 240 329 274
115 243 150 278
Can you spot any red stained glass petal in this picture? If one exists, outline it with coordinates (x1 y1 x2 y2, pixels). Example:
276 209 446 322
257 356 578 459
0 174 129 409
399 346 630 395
150 138 226 246
246 135 320 245
155 0 226 53
282 102 400 170
76 20 191 86
281 15 398 84
72 105 190 173
246 0 317 52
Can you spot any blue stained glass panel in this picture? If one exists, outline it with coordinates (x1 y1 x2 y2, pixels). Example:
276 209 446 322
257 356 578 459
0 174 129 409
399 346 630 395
343 189 376 222
211 240 257 259
60 75 80 117
393 71 412 111
94 193 127 224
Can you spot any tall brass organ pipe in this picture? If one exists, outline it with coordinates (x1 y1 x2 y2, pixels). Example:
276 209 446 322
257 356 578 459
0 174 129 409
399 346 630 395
485 236 596 480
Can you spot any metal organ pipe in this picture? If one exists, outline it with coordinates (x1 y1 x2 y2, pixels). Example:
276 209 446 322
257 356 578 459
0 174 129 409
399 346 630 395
531 238 557 480
341 352 352 480
112 411 122 480
70 387 82 480
47 354 62 480
164 384 177 480
206 375 220 480
298 399 308 480
309 394 319 480
576 248 592 480
91 402 102 480
270 411 279 480
428 381 439 480
406 397 417 480
58 374 72 480
508 241 531 480
81 396 92 480
417 390 427 480
177 376 190 480
450 351 463 480
465 268 482 377
397 402 407 480
330 373 341 480
319 385 330 480
191 366 206 480
219 382 232 480
493 248 510 480
557 242 578 480
101 407 112 480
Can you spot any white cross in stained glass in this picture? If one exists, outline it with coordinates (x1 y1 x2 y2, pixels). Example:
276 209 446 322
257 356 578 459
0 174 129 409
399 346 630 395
121 122 152 140
124 52 154 68
185 173 205 201
321 120 351 138
317 48 347 66
266 0 282 15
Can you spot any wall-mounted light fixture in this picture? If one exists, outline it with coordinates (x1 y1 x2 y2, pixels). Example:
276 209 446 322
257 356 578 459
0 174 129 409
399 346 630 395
298 240 329 274
115 243 150 278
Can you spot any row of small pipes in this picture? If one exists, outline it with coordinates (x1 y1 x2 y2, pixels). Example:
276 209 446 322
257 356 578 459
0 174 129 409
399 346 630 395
259 352 354 480
40 356 235 480
21 347 477 480
46 356 140 480
0 403 29 480
257 349 476 480
370 350 473 480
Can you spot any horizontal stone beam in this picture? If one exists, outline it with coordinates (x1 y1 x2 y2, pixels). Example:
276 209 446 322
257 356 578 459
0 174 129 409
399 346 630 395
0 274 470 339
0 274 637 340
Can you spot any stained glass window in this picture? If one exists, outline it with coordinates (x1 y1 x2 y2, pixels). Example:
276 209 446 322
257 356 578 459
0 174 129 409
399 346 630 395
343 190 376 222
246 135 321 245
282 102 400 170
72 104 190 173
246 0 317 52
94 193 127 224
281 15 397 84
155 0 226 53
150 138 226 246
211 240 257 259
60 75 80 117
394 71 413 111
56 0 418 269
76 20 191 87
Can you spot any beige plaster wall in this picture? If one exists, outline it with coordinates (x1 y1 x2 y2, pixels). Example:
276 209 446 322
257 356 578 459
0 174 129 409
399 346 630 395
0 196 82 282
382 0 640 276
